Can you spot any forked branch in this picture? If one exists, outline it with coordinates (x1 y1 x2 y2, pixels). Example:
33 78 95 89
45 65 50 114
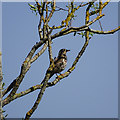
2 1 120 120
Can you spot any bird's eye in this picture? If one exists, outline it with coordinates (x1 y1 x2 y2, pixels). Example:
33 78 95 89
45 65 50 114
59 49 66 55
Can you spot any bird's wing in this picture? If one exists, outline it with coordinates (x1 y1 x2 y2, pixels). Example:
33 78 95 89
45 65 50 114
54 57 59 64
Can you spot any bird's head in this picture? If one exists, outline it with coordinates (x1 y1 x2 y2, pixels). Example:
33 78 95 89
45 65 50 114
58 49 70 58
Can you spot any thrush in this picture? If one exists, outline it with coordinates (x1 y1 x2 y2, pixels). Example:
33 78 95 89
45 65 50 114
53 48 70 74
41 49 70 84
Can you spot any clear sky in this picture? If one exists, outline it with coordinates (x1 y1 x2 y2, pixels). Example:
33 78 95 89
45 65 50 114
2 2 118 118
0 1 2 52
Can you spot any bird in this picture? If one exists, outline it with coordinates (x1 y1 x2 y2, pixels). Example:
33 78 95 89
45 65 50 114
41 49 70 84
53 49 70 74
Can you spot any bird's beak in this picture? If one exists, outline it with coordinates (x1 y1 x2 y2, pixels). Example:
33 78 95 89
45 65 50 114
66 49 70 52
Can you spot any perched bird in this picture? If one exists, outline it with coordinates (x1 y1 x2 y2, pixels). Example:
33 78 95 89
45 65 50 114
41 49 70 84
53 49 70 74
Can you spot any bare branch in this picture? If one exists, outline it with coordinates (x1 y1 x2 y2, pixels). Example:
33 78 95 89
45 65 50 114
3 2 120 118
48 39 89 85
24 76 50 120
47 26 54 62
2 41 44 97
24 1 56 119
42 2 46 15
2 79 61 106
0 51 3 119
55 6 68 11
24 65 54 120
2 12 105 98
89 0 110 16
38 17 43 40
36 0 42 15
49 25 65 29
85 2 94 24
87 14 104 26
45 2 48 22
30 42 48 64
2 79 61 105
50 14 104 40
89 27 120 34
2 27 120 107
99 0 102 15
84 2 91 45
46 0 56 23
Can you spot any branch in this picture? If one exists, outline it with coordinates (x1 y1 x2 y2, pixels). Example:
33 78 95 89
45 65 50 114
0 51 3 119
2 23 119 106
47 26 54 62
89 26 120 34
24 2 56 118
85 2 94 24
50 25 88 40
89 0 110 16
36 0 42 15
46 0 56 23
50 14 104 40
3 84 43 105
49 39 89 85
48 36 53 61
3 0 119 110
42 2 46 15
61 1 87 30
24 65 54 119
2 12 105 98
24 5 56 117
38 16 43 40
30 42 48 64
88 15 104 27
2 41 44 97
45 2 48 22
55 6 68 11
24 76 50 120
3 0 54 98
49 25 65 29
20 35 89 100
2 79 61 106
99 0 102 15
85 1 95 42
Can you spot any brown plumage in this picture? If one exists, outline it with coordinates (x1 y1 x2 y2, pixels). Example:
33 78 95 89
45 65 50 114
53 49 70 74
41 49 70 84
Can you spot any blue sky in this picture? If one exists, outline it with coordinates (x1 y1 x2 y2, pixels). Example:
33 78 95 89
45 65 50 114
2 2 118 118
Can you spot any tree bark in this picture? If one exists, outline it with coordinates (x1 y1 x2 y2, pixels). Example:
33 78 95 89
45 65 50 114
0 51 3 119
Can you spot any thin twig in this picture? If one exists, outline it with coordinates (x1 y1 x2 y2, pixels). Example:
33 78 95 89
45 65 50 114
47 26 53 62
30 42 48 64
0 52 3 119
46 0 55 23
89 27 120 34
89 0 110 16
